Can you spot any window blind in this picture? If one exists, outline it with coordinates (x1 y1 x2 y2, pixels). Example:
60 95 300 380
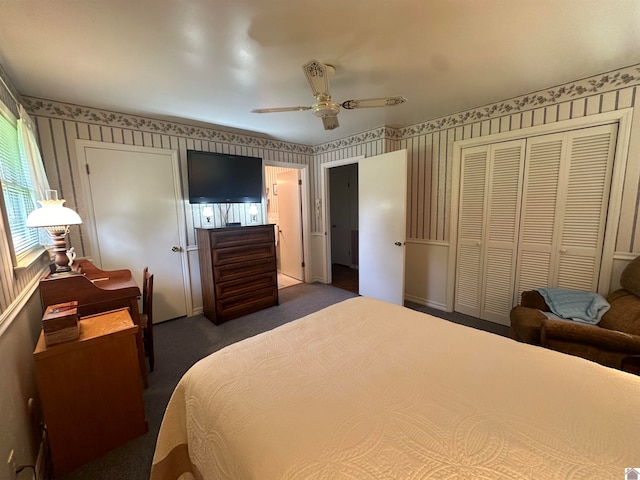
0 109 39 259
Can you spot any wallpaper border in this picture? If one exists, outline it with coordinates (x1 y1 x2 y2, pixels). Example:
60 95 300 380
314 63 640 150
22 96 313 155
23 63 640 154
394 64 640 139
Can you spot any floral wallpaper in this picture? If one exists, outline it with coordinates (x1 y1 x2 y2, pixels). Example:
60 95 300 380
23 63 640 154
396 66 640 138
22 97 313 155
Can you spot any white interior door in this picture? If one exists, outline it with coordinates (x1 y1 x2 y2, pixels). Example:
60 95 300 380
359 150 407 304
77 141 189 323
277 170 304 280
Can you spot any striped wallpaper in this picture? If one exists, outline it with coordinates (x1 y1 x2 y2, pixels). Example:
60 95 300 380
0 60 637 319
19 62 640 267
23 100 312 255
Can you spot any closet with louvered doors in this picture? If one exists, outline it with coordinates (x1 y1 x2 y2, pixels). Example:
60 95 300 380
514 123 618 302
454 139 526 324
454 123 618 326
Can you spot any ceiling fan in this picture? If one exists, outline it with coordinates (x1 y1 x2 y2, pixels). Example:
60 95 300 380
251 59 407 131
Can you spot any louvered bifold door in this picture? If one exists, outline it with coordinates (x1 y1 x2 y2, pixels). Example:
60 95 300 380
481 140 525 325
455 142 525 322
515 123 617 300
455 146 488 318
514 133 564 302
554 124 617 291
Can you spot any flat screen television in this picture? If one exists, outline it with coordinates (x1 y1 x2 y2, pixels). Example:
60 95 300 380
187 150 263 203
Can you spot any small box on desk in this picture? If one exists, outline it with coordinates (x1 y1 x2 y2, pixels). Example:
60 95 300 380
42 301 79 346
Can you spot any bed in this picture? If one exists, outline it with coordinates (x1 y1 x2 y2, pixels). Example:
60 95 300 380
150 296 640 479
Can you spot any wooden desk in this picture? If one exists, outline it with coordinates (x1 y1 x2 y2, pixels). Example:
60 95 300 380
34 308 148 477
38 259 148 387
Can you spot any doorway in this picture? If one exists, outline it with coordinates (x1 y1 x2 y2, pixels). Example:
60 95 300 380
264 164 309 289
329 164 359 294
321 150 408 305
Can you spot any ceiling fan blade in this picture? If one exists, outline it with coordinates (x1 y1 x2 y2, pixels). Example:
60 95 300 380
303 59 331 100
251 106 312 113
322 116 339 131
341 96 407 110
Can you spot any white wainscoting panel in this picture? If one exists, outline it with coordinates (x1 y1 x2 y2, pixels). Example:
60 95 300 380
187 246 203 315
310 233 327 283
404 240 449 310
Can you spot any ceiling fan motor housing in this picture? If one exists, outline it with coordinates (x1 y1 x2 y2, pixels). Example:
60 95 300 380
312 100 340 118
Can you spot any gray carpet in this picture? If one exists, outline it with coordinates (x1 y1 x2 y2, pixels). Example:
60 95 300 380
57 283 508 480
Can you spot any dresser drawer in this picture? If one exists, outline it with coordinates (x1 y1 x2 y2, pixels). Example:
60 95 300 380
209 226 274 249
213 243 275 266
215 286 279 321
215 271 277 299
213 257 275 283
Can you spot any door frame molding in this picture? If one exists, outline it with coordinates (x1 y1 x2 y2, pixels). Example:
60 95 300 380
263 160 312 284
74 139 193 316
448 108 633 311
320 155 364 283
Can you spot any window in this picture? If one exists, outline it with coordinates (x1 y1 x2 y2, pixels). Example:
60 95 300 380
0 105 39 261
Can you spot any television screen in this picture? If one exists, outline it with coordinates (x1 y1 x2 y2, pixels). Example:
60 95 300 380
187 150 263 203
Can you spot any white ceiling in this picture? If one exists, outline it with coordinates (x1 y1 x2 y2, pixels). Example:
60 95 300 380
2 0 640 146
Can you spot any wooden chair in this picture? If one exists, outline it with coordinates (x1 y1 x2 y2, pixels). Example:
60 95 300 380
140 267 155 372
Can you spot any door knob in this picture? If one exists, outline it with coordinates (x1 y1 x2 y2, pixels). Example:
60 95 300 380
171 246 182 252
394 241 403 246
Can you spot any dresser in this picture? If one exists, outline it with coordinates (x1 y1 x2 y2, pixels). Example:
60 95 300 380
197 225 279 324
33 308 147 476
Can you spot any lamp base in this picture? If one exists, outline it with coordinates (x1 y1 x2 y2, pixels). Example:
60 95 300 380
51 233 72 273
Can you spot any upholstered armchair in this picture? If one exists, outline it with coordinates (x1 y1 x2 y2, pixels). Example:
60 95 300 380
509 256 640 371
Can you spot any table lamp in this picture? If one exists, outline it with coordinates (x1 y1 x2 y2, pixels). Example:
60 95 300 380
26 190 82 273
202 206 213 223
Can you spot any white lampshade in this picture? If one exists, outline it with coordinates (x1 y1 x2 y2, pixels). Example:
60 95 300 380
202 206 213 218
25 191 82 273
26 201 82 229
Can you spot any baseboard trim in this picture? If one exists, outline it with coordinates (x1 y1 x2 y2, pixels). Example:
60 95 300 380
613 251 639 261
404 294 448 311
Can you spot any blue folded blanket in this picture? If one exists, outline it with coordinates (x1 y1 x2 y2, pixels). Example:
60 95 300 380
537 287 610 324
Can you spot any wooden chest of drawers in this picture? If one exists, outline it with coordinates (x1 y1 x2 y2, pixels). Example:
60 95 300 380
197 225 279 324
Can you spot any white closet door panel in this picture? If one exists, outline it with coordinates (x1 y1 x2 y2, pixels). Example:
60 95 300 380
516 124 617 295
556 125 617 290
482 141 525 322
455 243 482 316
515 135 563 295
455 141 524 322
557 254 597 289
486 145 523 243
520 138 562 247
483 247 516 325
515 251 553 304
458 149 487 242
455 147 487 316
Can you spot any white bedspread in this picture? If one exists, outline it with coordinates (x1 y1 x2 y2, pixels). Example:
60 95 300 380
151 296 640 479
